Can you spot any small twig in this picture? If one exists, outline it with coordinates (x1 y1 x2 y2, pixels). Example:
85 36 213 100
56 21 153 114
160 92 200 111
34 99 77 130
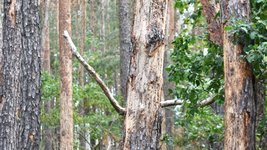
63 31 126 115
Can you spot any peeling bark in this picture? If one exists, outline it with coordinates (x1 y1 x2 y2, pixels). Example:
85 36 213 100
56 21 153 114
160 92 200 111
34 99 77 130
201 0 222 46
123 0 168 149
221 0 256 149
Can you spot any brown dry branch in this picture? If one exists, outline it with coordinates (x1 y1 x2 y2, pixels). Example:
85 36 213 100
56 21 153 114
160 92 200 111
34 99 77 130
63 31 126 115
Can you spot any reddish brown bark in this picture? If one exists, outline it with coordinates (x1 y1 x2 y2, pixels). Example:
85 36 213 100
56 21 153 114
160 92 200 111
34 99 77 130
201 0 222 46
123 0 168 149
221 1 256 149
59 0 73 148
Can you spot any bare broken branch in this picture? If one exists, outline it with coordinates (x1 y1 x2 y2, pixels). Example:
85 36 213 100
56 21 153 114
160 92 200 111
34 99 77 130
160 99 183 108
161 95 216 108
63 30 126 115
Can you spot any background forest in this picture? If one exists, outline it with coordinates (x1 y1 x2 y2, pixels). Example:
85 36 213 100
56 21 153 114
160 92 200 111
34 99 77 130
0 0 266 150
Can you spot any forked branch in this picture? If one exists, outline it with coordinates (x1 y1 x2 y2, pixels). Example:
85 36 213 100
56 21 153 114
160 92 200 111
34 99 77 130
63 31 126 115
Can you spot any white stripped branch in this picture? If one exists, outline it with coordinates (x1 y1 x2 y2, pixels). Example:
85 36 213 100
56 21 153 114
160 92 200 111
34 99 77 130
161 94 216 108
63 30 126 115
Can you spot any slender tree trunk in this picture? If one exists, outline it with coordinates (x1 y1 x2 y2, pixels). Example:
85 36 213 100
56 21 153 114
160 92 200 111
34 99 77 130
41 0 54 149
59 0 73 149
89 0 96 51
101 0 106 52
79 0 87 149
0 0 41 149
162 1 175 150
118 0 132 101
123 0 168 149
221 1 256 149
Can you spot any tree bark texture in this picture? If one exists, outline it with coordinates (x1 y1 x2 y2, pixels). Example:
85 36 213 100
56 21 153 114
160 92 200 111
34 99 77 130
119 0 132 102
0 0 41 149
201 0 222 46
59 0 73 149
221 0 256 149
123 0 168 149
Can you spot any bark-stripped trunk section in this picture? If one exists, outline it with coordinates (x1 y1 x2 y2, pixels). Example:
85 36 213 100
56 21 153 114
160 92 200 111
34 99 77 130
221 1 256 149
123 0 167 149
0 0 41 149
59 0 73 149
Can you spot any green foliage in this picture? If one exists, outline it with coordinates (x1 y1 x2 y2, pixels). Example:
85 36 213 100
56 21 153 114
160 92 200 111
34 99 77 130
224 0 267 79
170 0 267 148
41 72 60 127
167 0 224 148
174 107 223 149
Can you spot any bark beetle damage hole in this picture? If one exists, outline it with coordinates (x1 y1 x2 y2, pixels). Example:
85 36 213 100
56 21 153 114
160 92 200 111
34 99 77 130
145 23 164 57
8 0 16 26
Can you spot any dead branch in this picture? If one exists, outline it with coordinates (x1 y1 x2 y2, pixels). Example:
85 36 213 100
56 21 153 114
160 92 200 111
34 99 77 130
63 31 126 115
161 94 216 108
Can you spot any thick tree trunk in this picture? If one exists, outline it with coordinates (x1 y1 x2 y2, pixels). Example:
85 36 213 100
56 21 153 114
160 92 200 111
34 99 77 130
123 0 168 149
118 0 132 101
221 1 256 149
59 0 73 149
0 0 41 149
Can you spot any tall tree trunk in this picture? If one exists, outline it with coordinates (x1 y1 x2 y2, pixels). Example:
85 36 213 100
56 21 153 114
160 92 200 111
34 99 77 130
0 0 41 149
59 0 73 149
101 0 106 52
118 0 132 102
162 0 175 150
221 0 256 149
41 0 54 149
89 0 96 51
79 0 87 149
123 0 168 149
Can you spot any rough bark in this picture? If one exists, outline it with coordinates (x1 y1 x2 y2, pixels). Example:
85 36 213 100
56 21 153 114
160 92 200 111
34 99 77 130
0 0 3 113
123 0 168 149
201 0 222 46
59 0 73 149
0 0 41 149
221 1 256 149
118 0 132 102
